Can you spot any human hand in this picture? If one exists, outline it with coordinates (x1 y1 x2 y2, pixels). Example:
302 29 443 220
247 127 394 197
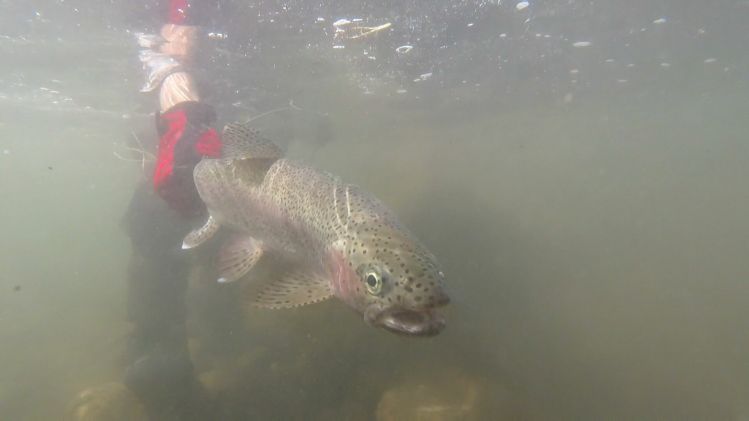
159 24 199 63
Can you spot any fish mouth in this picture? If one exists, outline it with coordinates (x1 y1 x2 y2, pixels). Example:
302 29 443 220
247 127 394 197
369 307 446 337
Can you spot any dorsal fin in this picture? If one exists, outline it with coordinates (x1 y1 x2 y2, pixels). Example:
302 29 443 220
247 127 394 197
221 121 283 160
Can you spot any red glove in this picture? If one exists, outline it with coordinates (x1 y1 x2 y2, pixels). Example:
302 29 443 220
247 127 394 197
167 0 209 26
153 101 222 217
168 0 191 24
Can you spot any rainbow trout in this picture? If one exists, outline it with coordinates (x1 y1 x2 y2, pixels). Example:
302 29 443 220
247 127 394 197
183 122 449 336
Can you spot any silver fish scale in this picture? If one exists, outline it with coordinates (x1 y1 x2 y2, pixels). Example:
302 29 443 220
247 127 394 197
196 157 356 264
262 158 434 256
261 158 420 249
260 159 350 249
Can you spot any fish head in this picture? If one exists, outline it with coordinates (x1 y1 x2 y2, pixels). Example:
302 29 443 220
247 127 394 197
336 220 450 337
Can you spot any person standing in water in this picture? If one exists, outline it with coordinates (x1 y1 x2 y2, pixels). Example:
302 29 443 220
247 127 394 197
68 1 226 419
123 0 224 418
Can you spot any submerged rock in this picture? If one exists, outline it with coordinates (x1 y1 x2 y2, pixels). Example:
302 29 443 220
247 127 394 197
376 370 532 421
66 382 147 421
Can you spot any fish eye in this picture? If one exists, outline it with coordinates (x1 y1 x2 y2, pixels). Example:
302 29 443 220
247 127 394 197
365 271 383 295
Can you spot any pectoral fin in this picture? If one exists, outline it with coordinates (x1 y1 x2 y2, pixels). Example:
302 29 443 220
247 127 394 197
216 235 264 283
182 215 219 250
254 271 333 309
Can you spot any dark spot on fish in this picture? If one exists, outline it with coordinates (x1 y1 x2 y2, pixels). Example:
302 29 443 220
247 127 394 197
405 286 413 292
416 283 422 288
13 285 21 292
415 296 422 302
47 166 53 170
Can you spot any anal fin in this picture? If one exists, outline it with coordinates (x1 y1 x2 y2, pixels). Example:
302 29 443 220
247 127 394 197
216 235 264 283
182 215 219 250
254 271 333 309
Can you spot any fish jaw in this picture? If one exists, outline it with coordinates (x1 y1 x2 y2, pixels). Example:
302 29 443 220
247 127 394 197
365 305 446 337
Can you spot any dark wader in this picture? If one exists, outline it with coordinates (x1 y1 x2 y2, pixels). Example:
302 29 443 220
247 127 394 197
121 183 214 420
120 2 227 417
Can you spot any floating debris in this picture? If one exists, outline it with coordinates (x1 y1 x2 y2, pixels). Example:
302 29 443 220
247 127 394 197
617 79 629 83
335 22 391 40
572 41 592 48
332 45 345 49
516 1 529 11
499 33 507 38
653 17 667 24
660 62 671 68
569 69 579 74
396 45 413 54
333 18 351 27
316 17 325 22
414 72 433 82
467 22 475 28
704 58 717 64
396 89 408 94
2 149 9 155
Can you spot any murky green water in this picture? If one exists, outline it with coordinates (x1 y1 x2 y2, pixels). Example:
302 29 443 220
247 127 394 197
1 1 748 419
